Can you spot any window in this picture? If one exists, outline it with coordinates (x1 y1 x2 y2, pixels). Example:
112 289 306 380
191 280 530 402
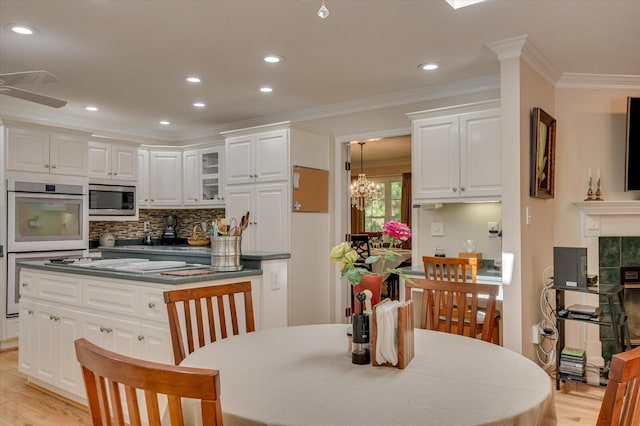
364 178 402 232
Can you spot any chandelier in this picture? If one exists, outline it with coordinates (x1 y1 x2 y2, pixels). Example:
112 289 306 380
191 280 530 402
350 142 381 210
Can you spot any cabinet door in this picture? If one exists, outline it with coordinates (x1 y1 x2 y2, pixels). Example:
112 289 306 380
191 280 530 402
254 182 289 251
138 323 173 364
226 136 254 184
50 132 88 176
412 115 460 201
18 300 37 375
149 150 182 206
201 146 225 205
255 130 289 182
83 312 140 358
112 144 137 181
6 127 50 173
88 141 111 179
459 109 501 198
226 184 255 251
137 149 150 207
182 149 200 205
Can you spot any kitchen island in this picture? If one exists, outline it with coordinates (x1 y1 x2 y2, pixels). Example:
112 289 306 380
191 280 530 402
17 247 289 405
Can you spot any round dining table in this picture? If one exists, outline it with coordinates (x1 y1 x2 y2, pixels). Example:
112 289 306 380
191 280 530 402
180 324 557 426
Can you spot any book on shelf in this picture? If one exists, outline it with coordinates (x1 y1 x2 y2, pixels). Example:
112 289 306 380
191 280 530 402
561 347 586 358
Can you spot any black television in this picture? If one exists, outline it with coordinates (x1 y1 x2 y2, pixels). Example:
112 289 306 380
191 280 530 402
625 96 640 191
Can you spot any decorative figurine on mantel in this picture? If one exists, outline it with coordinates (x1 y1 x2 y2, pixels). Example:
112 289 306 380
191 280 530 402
585 168 604 201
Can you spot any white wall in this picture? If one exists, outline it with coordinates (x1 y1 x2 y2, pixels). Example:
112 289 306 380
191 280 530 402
416 203 502 264
289 125 333 325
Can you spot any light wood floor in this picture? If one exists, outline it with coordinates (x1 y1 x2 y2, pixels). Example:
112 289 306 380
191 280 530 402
0 348 604 425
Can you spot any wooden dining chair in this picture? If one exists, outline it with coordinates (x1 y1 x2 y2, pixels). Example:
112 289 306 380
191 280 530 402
597 345 640 425
74 338 223 426
164 282 255 365
423 256 501 344
406 278 499 343
350 234 372 271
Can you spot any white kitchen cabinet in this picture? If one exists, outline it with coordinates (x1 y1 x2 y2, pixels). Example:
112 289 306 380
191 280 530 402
148 150 182 206
88 140 138 182
226 181 289 252
183 144 225 206
137 148 150 207
225 129 289 185
18 300 37 375
410 102 501 202
6 126 89 176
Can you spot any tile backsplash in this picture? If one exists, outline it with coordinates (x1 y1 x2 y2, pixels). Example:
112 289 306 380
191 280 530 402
89 208 226 241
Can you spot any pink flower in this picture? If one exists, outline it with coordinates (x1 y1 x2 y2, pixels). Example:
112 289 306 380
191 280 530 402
382 221 411 241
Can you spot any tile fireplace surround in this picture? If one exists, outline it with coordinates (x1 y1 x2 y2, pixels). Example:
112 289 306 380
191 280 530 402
572 201 640 384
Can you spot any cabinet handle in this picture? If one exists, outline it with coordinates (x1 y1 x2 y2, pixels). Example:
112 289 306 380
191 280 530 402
113 172 117 176
108 172 113 175
44 164 50 168
49 315 60 321
22 282 28 287
138 335 145 341
51 164 57 169
27 309 33 315
460 187 465 191
144 198 148 202
148 302 155 309
452 187 458 192
151 199 155 202
100 326 112 333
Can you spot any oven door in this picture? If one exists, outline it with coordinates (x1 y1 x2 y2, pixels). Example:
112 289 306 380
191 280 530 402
6 250 87 317
8 191 88 251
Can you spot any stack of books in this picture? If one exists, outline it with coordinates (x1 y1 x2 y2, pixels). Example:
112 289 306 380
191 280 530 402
559 347 586 381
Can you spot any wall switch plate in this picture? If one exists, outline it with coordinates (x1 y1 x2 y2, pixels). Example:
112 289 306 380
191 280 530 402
431 222 444 236
143 221 150 232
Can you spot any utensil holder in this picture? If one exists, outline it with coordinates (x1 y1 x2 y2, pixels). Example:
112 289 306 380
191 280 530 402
210 236 242 271
371 299 414 369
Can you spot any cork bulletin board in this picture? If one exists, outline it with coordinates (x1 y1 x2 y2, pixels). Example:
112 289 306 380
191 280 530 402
292 165 329 213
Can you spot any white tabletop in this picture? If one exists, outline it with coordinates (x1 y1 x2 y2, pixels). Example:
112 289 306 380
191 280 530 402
181 324 557 426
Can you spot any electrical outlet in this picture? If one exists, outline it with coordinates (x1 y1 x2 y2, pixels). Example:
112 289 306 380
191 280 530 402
271 271 280 291
532 324 543 344
488 221 499 237
143 221 150 232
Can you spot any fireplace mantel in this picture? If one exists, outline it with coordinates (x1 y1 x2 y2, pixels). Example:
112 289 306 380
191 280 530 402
570 200 640 383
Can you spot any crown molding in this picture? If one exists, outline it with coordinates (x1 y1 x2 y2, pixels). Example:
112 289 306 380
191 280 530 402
556 73 640 89
487 35 560 86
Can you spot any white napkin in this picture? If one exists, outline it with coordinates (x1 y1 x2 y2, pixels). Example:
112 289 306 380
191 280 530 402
375 301 401 365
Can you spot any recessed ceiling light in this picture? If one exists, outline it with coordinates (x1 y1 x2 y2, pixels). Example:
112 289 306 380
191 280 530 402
193 102 206 108
445 0 487 9
9 24 37 35
259 87 273 93
186 76 201 83
418 63 439 71
263 55 284 64
85 106 98 112
159 120 171 125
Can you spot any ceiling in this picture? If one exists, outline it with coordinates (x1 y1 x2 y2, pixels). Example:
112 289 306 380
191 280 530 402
1 0 639 143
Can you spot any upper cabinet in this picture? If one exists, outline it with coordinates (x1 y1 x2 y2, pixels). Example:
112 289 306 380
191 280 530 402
225 129 289 185
183 144 225 206
5 125 89 177
409 101 501 202
88 140 138 182
148 150 182 207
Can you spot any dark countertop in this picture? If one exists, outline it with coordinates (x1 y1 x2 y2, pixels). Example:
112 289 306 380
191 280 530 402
19 260 263 285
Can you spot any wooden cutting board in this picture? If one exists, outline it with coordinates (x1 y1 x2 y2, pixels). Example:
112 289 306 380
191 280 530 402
161 269 216 276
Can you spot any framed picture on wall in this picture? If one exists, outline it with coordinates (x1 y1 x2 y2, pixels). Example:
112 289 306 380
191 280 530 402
530 107 556 199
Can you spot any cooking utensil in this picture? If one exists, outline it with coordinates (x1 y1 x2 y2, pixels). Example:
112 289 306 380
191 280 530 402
243 212 250 230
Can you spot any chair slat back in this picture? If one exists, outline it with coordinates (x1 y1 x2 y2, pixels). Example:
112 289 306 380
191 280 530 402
350 234 372 269
406 278 498 343
164 281 255 365
598 346 640 425
423 256 477 283
74 338 223 426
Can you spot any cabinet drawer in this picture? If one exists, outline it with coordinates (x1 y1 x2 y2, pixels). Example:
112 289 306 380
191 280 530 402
19 270 39 298
84 280 137 315
137 288 168 322
37 273 83 306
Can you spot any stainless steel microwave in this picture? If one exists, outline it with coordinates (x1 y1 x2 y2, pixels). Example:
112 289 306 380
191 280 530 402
88 184 136 216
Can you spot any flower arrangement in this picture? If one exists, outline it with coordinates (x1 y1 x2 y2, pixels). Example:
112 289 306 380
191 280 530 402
329 221 413 285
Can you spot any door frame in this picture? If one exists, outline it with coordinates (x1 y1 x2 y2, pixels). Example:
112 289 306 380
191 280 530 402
332 127 411 323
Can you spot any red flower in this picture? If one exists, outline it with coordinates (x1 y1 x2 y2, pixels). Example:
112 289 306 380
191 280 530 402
382 221 411 241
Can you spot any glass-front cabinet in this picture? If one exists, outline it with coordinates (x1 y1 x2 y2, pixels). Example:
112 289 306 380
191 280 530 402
183 144 225 206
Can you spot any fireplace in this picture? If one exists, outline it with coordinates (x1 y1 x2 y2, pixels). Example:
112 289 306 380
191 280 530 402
622 266 640 346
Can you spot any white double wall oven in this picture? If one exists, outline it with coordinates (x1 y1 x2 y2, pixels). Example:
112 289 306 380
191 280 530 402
6 178 88 317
